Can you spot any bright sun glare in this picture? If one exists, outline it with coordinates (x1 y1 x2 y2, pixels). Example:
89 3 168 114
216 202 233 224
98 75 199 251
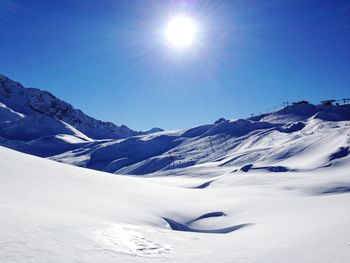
165 15 197 49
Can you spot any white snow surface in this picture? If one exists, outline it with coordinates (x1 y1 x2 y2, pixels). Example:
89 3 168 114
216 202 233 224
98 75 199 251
1 146 350 262
50 113 350 176
1 74 350 262
2 74 350 176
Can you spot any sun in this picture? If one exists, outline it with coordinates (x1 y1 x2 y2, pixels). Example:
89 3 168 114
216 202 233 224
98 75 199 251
165 15 197 49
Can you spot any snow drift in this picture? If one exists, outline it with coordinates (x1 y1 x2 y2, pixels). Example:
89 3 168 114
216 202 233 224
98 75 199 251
1 146 350 262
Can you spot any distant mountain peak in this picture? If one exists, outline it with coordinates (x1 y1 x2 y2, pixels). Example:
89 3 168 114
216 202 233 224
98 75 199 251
143 127 164 134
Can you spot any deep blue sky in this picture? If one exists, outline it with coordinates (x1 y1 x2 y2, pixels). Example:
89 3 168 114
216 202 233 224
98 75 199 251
1 0 349 130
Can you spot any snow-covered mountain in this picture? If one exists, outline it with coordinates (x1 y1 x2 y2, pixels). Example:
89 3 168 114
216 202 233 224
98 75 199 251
0 74 166 157
1 75 350 177
1 75 350 262
0 74 139 140
49 103 350 176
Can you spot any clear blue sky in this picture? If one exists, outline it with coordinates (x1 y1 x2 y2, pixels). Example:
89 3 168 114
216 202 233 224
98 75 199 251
1 0 349 131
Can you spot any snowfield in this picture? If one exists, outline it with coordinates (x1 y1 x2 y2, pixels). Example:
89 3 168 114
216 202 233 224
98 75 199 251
1 74 350 262
1 146 350 262
50 113 350 176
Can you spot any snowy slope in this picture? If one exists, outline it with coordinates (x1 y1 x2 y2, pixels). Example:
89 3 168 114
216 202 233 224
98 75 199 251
1 75 350 262
250 103 350 123
0 74 166 157
1 146 350 262
0 74 138 140
1 75 349 176
51 103 350 175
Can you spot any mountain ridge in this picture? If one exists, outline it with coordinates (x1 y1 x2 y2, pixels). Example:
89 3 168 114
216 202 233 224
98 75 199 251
0 74 155 139
1 74 349 176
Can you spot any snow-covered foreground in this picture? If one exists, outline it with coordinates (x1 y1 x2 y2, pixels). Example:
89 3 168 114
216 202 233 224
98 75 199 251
1 146 350 263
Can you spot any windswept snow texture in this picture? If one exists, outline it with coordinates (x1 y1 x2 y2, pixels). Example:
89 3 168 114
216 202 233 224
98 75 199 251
1 146 350 262
163 217 250 234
